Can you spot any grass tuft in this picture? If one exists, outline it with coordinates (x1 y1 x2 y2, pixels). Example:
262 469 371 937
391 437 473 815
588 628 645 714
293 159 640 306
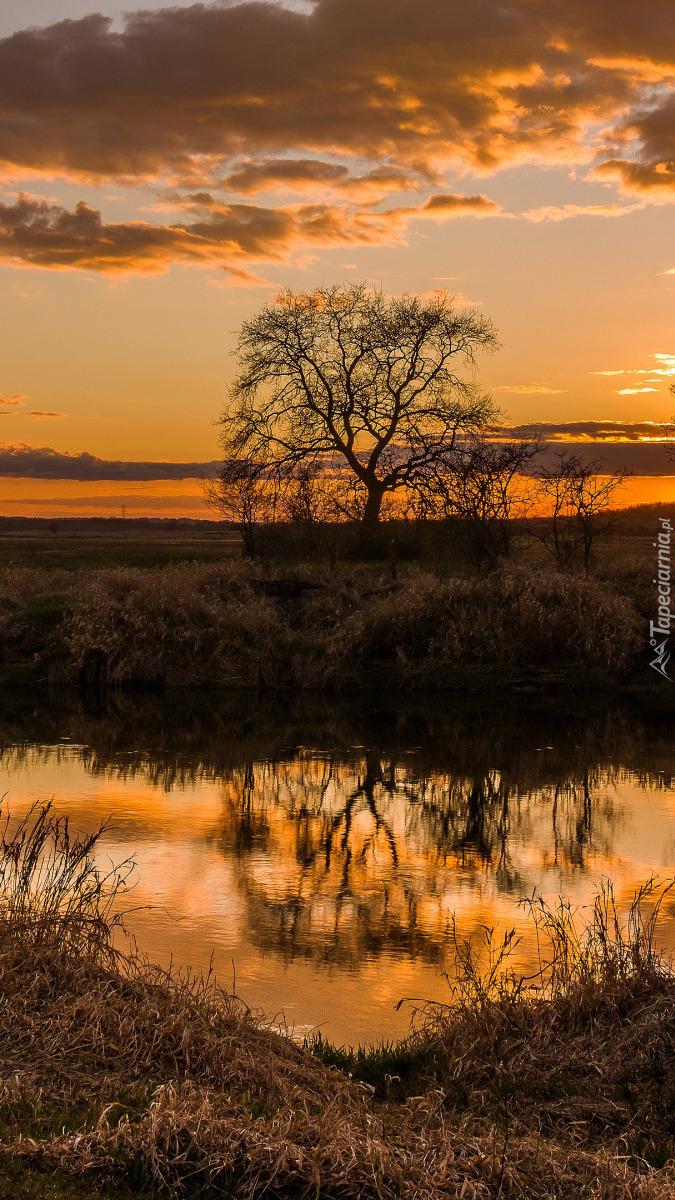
0 801 132 967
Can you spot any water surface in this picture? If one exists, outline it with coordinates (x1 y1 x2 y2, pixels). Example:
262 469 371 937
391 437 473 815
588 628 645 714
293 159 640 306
1 690 674 1045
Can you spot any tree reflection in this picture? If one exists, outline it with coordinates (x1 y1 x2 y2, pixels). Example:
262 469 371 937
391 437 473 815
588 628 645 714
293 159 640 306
0 686 672 970
213 750 622 967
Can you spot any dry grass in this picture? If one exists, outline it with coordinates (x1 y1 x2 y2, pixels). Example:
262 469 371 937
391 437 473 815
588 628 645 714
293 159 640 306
0 802 132 968
319 566 642 685
401 882 675 1158
64 563 286 687
0 560 646 688
0 805 674 1197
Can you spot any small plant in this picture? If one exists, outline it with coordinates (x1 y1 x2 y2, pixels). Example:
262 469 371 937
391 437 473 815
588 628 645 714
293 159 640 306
0 800 133 968
521 878 674 996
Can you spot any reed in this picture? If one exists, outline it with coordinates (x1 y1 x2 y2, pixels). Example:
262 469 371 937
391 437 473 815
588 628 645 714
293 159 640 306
0 802 132 967
0 558 647 689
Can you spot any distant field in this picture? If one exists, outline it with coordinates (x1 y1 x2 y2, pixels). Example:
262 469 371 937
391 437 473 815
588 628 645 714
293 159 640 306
0 505 665 570
0 522 241 569
528 533 654 571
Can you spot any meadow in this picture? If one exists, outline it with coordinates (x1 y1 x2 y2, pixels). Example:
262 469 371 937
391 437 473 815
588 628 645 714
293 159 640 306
0 510 661 691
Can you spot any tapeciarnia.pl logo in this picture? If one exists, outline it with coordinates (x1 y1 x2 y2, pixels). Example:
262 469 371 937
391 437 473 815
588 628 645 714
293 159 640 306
650 516 673 680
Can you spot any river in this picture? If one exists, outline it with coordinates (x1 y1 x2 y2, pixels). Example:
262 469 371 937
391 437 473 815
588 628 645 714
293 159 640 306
1 687 673 1046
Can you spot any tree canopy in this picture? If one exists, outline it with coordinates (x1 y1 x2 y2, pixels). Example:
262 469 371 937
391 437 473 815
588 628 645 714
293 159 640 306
219 283 499 528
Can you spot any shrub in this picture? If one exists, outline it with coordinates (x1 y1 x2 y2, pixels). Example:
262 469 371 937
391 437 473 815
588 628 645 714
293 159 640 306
0 561 648 689
65 565 286 687
323 565 642 684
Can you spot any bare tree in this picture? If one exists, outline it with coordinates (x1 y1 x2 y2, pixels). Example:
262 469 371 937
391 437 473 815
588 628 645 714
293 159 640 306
277 462 347 562
203 459 278 557
416 435 541 567
533 450 629 570
279 462 337 527
219 283 499 532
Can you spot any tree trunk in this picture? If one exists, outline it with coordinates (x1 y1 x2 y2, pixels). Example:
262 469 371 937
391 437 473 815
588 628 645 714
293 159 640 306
240 519 257 557
362 482 385 531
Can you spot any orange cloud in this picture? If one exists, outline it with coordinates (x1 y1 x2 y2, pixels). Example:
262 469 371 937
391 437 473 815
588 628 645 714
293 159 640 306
382 192 503 226
25 411 66 420
524 203 642 221
0 1 671 200
415 193 500 215
0 191 502 275
220 160 423 202
495 384 566 394
0 393 27 407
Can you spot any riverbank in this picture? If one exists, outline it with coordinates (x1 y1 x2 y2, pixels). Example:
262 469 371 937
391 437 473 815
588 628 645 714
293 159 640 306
0 559 658 691
0 804 674 1198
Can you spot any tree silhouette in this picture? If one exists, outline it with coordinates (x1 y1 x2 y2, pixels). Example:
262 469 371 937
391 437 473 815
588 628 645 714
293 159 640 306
219 283 498 531
534 450 629 570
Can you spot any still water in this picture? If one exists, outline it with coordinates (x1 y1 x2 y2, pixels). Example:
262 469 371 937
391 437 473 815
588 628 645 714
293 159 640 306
0 689 674 1046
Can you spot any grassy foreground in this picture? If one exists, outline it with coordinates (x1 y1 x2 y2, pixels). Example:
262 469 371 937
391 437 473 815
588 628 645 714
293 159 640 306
0 557 653 689
1 807 675 1197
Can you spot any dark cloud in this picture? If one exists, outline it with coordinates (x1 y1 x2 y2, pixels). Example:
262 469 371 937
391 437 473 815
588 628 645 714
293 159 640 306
0 194 295 273
497 421 675 474
2 425 674 483
595 157 675 196
220 160 420 199
503 420 675 441
0 191 501 274
537 441 675 475
0 1 672 194
591 72 675 194
0 444 219 479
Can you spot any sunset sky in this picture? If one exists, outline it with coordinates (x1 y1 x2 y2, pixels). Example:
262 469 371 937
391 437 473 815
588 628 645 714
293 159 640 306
2 0 675 515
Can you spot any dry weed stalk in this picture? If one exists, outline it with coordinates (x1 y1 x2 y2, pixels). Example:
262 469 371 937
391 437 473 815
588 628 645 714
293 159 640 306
0 801 133 966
